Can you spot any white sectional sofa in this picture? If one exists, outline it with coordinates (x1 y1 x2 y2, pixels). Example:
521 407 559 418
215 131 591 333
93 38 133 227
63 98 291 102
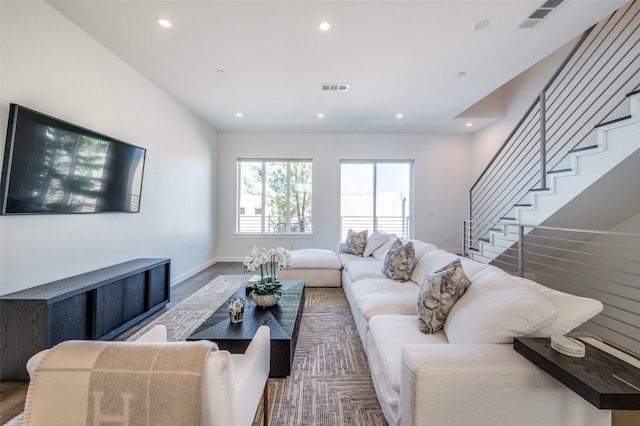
338 233 610 426
277 248 342 287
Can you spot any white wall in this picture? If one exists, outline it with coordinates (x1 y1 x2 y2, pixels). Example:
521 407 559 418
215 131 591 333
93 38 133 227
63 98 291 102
217 133 472 259
470 40 576 181
0 1 218 294
611 210 640 234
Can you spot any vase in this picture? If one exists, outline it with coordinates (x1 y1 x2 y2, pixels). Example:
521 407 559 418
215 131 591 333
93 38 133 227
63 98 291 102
227 298 245 323
251 290 283 307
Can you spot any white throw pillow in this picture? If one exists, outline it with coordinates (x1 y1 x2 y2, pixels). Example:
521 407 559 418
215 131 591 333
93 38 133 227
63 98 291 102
514 276 604 337
444 268 558 344
372 233 398 260
410 249 459 285
363 231 390 257
458 257 493 281
410 240 439 262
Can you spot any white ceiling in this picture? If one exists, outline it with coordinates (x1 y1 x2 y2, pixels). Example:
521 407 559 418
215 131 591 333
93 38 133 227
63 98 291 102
46 0 626 134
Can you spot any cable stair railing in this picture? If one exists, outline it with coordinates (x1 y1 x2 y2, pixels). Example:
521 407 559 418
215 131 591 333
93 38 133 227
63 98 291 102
470 90 640 262
467 0 640 261
462 220 640 357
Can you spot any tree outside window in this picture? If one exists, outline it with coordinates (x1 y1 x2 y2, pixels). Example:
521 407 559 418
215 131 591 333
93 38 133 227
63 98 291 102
237 160 312 233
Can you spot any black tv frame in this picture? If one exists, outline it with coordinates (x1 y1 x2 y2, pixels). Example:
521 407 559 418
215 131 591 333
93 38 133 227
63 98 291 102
0 104 146 215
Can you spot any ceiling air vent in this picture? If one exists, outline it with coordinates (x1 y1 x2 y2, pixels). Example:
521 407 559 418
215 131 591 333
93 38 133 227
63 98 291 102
321 83 349 92
518 0 565 29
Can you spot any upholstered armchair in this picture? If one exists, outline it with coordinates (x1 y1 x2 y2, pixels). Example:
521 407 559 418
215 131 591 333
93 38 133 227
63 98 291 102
25 325 271 426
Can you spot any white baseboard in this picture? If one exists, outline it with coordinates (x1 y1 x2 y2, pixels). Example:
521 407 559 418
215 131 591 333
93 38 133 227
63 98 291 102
171 258 217 286
215 256 245 262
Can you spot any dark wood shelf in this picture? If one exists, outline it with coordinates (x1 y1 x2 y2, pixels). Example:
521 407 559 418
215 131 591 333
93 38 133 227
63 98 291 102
514 337 640 410
1 258 171 380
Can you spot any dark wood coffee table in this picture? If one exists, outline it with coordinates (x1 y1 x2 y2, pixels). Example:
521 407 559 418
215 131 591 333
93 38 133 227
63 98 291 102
187 280 304 377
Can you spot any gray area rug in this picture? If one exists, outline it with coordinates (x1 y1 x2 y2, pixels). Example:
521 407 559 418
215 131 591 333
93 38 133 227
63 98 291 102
5 275 386 425
262 286 387 426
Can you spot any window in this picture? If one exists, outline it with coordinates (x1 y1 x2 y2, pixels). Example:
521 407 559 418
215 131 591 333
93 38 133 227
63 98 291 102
340 161 413 239
237 160 312 233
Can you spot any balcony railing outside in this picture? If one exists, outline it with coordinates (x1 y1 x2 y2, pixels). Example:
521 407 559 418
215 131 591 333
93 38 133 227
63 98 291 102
340 215 411 240
238 215 312 233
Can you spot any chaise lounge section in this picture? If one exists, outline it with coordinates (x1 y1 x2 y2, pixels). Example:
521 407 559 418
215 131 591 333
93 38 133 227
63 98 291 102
277 248 342 287
338 231 609 426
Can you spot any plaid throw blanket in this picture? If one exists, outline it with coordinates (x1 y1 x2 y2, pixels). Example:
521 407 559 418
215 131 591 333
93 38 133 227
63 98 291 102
23 340 217 426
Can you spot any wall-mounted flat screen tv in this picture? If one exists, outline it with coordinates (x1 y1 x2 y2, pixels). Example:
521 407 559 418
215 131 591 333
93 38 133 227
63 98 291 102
0 104 146 215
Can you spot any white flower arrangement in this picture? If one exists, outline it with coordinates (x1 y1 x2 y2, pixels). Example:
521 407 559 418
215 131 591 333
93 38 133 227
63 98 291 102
243 246 292 288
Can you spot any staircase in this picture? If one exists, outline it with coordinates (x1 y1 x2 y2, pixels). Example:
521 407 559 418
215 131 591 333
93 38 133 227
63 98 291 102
467 0 640 262
470 92 640 262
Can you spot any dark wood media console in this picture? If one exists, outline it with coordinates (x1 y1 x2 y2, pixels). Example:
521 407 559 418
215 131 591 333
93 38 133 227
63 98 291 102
0 258 171 380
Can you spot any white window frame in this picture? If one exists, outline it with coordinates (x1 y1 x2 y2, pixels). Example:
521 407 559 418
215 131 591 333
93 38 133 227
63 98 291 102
236 159 313 234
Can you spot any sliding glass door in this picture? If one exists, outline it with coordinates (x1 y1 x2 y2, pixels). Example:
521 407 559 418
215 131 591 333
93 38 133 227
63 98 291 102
340 160 413 240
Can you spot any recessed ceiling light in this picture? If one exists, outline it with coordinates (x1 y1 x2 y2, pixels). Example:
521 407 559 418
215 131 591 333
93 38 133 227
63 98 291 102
466 122 473 127
216 69 225 74
235 113 244 118
319 21 331 31
457 71 467 78
317 113 325 118
156 17 172 28
395 113 403 119
472 19 490 31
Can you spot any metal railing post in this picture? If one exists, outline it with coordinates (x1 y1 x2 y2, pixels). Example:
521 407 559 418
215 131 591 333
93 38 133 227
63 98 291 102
462 221 467 257
517 225 525 277
539 92 547 190
468 191 474 249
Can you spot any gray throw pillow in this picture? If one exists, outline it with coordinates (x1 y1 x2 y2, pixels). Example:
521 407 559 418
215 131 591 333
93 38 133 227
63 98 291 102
343 229 368 256
417 258 471 334
382 238 415 281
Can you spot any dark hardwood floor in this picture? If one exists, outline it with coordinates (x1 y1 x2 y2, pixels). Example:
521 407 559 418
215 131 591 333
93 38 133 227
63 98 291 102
0 262 244 424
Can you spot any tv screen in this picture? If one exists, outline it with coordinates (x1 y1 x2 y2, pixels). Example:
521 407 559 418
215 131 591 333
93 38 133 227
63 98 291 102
0 104 146 215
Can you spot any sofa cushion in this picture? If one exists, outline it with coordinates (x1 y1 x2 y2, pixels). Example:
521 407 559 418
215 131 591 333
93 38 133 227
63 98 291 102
278 268 342 287
345 260 386 282
350 278 420 319
368 315 448 394
340 253 379 268
417 259 471 334
364 231 390 257
383 239 415 281
444 268 558 344
286 248 342 269
458 256 494 280
342 229 368 256
410 250 493 289
514 276 603 337
409 240 439 262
